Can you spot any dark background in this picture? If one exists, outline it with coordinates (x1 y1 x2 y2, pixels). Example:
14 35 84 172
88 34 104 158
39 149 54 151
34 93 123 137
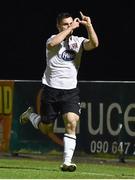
1 0 135 81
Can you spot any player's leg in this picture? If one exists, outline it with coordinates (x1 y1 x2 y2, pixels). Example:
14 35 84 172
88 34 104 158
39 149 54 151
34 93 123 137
20 108 63 145
60 87 81 172
20 85 63 146
19 85 54 132
60 112 79 172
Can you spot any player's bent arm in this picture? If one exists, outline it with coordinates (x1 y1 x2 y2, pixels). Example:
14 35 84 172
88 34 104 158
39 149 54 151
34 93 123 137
83 23 99 51
47 27 73 49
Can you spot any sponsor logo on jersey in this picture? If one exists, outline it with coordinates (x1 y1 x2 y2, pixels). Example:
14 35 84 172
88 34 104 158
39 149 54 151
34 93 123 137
58 49 76 61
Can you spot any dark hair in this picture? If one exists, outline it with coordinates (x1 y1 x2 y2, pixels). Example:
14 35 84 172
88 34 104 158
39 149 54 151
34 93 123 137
56 12 72 25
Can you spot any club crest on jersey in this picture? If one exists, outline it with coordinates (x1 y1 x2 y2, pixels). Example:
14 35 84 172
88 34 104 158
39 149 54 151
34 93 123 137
69 43 78 50
58 49 76 61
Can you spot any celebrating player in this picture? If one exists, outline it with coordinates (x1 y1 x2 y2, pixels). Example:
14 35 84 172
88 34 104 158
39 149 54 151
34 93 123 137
20 11 99 172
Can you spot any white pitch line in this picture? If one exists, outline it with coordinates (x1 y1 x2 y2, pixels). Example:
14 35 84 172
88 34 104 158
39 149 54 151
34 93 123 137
75 171 134 178
76 171 114 177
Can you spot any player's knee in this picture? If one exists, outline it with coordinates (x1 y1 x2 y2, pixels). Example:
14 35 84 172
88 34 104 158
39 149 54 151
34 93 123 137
39 122 54 135
63 113 79 133
64 113 79 124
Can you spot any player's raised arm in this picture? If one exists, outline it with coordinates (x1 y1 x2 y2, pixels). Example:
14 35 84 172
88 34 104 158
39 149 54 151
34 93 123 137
79 11 99 51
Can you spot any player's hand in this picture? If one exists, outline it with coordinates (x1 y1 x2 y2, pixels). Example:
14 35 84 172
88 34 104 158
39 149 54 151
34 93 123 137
71 18 80 30
79 11 91 26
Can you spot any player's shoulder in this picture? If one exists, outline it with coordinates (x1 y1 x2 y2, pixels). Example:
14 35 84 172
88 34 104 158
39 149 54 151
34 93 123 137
47 35 56 41
46 35 56 45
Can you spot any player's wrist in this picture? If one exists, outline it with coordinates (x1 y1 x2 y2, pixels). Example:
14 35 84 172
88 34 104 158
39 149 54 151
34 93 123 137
68 26 74 32
86 23 92 28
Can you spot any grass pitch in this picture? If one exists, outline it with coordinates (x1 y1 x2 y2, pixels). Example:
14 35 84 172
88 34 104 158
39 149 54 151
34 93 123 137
0 155 135 179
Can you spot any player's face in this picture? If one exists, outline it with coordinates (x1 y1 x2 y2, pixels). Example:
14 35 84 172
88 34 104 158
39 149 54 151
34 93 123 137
57 17 73 33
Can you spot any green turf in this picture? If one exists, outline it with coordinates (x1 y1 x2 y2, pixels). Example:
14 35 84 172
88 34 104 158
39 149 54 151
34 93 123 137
0 157 135 179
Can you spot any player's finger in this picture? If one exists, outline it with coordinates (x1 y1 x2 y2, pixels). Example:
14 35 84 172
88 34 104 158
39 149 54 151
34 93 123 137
74 17 80 22
80 11 84 18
